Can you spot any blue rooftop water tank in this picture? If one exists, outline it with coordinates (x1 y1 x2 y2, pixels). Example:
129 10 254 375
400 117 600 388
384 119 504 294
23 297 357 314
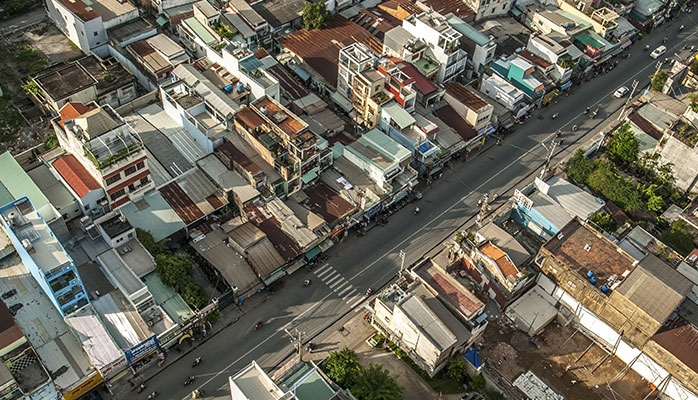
224 85 233 93
587 270 594 278
237 82 245 93
601 285 609 294
590 276 598 285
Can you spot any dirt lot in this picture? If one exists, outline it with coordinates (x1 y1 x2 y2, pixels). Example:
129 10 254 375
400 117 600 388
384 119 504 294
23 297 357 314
481 316 652 400
0 18 82 154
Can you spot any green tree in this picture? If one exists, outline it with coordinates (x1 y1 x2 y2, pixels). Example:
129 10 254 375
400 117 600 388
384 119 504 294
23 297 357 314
445 357 468 382
651 70 669 92
136 228 164 256
606 123 638 167
323 348 362 388
302 2 332 30
661 220 695 256
588 211 617 232
587 162 643 211
43 133 58 150
565 149 595 184
181 282 207 309
155 253 193 291
471 374 485 390
351 363 404 400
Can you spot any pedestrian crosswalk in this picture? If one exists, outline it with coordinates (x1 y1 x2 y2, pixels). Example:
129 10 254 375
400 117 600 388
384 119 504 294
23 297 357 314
314 264 365 309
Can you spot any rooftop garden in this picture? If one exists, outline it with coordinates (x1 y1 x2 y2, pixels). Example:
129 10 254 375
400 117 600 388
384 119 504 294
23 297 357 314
83 142 143 170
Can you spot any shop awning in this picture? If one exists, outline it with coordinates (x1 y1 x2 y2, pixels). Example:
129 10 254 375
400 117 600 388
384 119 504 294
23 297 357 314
302 170 318 184
331 91 354 113
305 246 321 261
156 15 168 26
560 80 572 90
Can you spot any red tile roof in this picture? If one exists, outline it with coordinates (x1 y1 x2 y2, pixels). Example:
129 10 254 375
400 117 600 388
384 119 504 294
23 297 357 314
352 7 401 40
422 0 474 20
444 82 489 110
417 261 484 319
480 242 519 278
160 181 205 224
53 154 101 197
57 0 100 21
518 50 553 68
391 59 436 95
652 317 698 374
59 102 96 128
279 15 383 87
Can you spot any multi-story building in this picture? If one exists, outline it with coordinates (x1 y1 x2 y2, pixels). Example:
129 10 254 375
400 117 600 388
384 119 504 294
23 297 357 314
46 0 139 57
0 197 89 316
234 96 332 198
337 43 379 101
447 15 497 78
401 10 467 83
351 67 393 128
443 82 494 133
52 102 153 208
490 56 545 103
377 59 418 113
526 34 577 85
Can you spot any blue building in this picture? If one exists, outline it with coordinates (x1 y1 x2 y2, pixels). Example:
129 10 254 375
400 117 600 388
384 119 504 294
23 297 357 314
0 197 89 316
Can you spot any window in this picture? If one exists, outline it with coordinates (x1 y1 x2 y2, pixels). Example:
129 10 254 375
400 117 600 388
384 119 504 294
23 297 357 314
128 184 135 192
502 3 506 9
124 165 137 176
109 189 126 201
105 174 120 186
93 31 98 36
128 232 134 238
136 161 145 170
140 177 149 186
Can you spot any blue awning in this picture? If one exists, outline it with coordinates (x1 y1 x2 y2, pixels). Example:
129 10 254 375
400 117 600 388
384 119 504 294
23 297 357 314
464 348 481 368
418 142 431 153
560 80 573 90
305 246 321 261
294 66 311 83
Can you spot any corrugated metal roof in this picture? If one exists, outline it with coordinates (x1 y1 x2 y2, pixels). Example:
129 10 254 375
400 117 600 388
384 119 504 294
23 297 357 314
120 191 186 242
97 249 146 297
0 152 56 221
359 128 411 162
381 102 416 130
190 229 259 294
66 312 123 369
196 154 260 204
536 175 604 221
245 237 285 277
400 294 457 351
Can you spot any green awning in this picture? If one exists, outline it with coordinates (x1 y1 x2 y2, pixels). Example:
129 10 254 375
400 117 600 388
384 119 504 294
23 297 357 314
156 16 168 26
331 91 354 113
302 170 318 184
305 246 321 261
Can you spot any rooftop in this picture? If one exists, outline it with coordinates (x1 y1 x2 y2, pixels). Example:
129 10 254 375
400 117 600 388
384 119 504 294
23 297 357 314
422 0 474 20
543 218 636 283
182 17 218 45
279 15 383 86
254 97 308 140
52 154 101 198
534 175 604 221
96 249 145 299
381 102 416 130
228 0 267 28
33 62 97 102
1 198 70 274
652 316 698 374
266 64 309 101
0 153 56 221
57 0 136 22
477 222 531 267
159 168 227 225
399 292 457 351
196 154 259 204
480 242 520 278
444 82 489 110
433 105 477 141
616 254 692 323
415 258 485 319
257 216 301 262
190 228 259 294
65 308 124 371
120 191 185 242
229 361 285 400
302 181 355 226
216 140 263 175
228 221 286 277
352 7 401 40
26 164 77 215
97 212 132 239
142 273 195 324
252 0 305 28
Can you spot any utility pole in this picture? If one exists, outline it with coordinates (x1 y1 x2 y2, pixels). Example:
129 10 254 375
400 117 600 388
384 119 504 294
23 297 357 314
617 80 639 121
284 329 305 360
540 140 558 179
398 250 406 278
476 193 490 226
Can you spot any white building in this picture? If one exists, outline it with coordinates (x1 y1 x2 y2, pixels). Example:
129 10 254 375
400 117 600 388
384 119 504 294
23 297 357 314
480 73 526 112
46 0 139 57
402 10 467 83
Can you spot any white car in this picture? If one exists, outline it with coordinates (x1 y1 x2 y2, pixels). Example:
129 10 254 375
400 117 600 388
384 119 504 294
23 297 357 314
614 86 629 98
650 45 667 59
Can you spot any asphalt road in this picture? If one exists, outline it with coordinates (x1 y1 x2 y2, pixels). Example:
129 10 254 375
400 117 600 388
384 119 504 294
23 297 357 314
141 16 698 400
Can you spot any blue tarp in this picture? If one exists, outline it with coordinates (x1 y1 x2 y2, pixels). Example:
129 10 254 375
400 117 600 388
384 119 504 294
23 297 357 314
418 142 431 153
464 348 481 368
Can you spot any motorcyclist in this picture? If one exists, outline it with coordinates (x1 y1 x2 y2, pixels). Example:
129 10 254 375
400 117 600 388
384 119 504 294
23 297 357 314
645 44 650 51
680 24 685 31
414 206 420 215
572 124 578 131
556 130 562 137
303 279 311 286
193 357 201 367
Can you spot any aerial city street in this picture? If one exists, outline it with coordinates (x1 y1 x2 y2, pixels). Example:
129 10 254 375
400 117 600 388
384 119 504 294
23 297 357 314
0 0 696 399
